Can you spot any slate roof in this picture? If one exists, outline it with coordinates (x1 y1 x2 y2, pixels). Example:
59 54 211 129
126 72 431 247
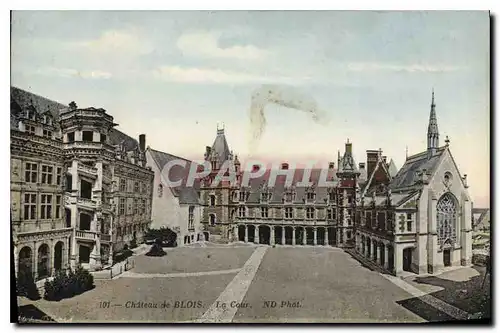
389 147 446 190
10 86 139 152
210 129 231 165
148 148 200 205
239 168 338 204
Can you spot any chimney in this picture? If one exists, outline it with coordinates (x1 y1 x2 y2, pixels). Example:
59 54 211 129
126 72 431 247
281 163 289 170
382 156 387 164
345 140 352 154
359 162 366 170
366 150 379 179
139 134 146 152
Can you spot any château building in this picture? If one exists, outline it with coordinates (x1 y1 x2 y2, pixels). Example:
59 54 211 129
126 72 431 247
354 91 472 276
11 87 154 279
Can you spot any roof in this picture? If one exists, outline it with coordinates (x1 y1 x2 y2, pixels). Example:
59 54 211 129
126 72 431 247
10 86 139 152
389 147 446 190
148 148 200 205
209 128 231 165
388 159 398 178
238 168 338 204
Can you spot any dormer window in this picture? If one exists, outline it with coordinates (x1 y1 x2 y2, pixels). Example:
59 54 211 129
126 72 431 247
82 131 93 142
43 129 52 139
25 125 36 135
261 192 270 202
306 192 315 201
329 191 335 202
239 191 246 202
306 207 315 219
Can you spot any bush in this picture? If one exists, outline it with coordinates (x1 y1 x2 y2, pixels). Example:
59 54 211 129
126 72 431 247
144 227 177 247
43 266 94 301
113 248 134 264
129 239 137 249
146 243 167 257
16 266 40 300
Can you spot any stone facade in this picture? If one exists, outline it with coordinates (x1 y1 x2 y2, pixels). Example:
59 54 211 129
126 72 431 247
11 87 154 278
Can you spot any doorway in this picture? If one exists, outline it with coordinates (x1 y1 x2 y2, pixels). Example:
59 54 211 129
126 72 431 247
443 249 451 267
403 248 413 272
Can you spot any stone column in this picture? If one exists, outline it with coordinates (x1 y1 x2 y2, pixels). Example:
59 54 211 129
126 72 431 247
302 228 307 245
270 227 275 246
376 245 381 265
281 227 286 245
32 241 38 280
244 225 248 243
384 244 390 269
395 244 403 276
313 227 318 245
292 228 296 245
49 239 55 276
255 225 260 244
233 226 238 242
372 242 377 261
427 193 438 274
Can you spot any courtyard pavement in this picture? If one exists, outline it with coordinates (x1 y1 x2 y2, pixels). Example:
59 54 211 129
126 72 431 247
16 244 490 323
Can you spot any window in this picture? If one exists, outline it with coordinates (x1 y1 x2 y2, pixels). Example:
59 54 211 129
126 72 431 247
285 207 293 219
188 206 195 229
100 133 107 143
42 129 52 139
127 199 133 215
119 198 125 215
261 192 270 202
209 214 216 226
23 193 37 220
406 213 413 232
239 191 246 202
365 211 372 228
82 131 93 142
307 192 315 201
55 195 61 219
25 125 36 135
211 161 217 170
377 212 386 230
306 207 315 219
67 132 75 142
133 198 138 215
79 213 91 230
347 231 352 239
80 180 92 199
329 192 335 201
209 194 216 206
238 206 246 217
142 199 146 214
56 167 62 185
66 174 73 191
348 196 352 204
25 163 38 183
40 194 52 219
327 209 333 220
120 178 127 192
157 184 163 197
134 181 139 193
261 207 269 218
41 165 53 184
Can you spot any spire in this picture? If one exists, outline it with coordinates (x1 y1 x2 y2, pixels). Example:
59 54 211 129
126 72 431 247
427 88 439 157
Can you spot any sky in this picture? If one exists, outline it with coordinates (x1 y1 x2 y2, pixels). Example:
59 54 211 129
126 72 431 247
10 11 490 207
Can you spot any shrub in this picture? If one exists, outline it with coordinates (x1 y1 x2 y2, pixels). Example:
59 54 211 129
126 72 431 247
16 266 40 300
146 243 166 257
129 239 137 249
113 248 134 264
43 266 94 301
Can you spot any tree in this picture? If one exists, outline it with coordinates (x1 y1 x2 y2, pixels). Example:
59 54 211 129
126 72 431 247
16 265 40 300
144 227 177 247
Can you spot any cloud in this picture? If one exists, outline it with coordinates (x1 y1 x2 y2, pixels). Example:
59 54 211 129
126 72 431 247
346 62 463 73
70 29 153 56
176 31 269 61
154 66 310 85
34 67 112 79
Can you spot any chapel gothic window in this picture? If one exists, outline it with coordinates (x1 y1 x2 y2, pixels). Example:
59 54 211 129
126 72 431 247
437 193 458 246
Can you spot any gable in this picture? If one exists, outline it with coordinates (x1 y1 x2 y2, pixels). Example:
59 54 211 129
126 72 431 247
428 148 470 202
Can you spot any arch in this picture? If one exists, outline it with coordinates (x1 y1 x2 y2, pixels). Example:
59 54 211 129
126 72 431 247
387 245 395 271
238 225 246 242
54 241 64 271
203 232 210 242
247 225 255 243
284 226 293 245
361 235 366 254
295 227 304 245
327 227 336 246
366 237 372 257
437 193 458 247
259 225 271 245
402 247 414 272
209 214 216 226
209 194 216 206
317 227 325 245
372 240 378 262
37 243 50 279
379 243 385 267
275 226 283 245
305 227 314 245
18 246 33 275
